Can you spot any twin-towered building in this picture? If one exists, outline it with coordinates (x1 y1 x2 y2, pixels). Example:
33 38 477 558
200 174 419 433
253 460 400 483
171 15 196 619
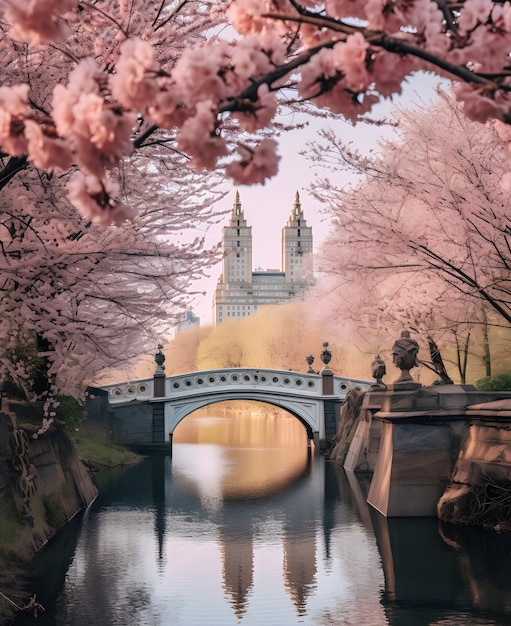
213 191 314 324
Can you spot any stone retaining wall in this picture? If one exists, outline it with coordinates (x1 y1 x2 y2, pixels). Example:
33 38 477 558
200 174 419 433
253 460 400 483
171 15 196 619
0 402 98 623
437 420 511 530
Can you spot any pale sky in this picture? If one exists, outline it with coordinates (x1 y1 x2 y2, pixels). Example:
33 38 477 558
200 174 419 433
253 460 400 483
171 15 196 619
189 73 445 326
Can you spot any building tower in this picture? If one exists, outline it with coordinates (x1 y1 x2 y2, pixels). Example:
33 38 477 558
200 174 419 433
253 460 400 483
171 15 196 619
222 190 252 284
282 191 313 283
213 192 314 325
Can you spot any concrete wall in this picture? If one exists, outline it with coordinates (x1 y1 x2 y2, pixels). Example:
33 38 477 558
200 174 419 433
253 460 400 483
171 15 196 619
336 385 511 520
367 420 466 517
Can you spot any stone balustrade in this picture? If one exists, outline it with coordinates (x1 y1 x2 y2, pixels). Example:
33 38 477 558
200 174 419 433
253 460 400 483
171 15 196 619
100 368 372 405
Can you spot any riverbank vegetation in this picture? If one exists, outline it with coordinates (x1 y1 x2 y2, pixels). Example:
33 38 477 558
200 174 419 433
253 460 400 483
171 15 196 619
141 298 511 389
12 396 141 469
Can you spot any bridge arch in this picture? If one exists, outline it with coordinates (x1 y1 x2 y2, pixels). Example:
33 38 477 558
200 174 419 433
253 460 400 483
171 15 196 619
168 395 316 442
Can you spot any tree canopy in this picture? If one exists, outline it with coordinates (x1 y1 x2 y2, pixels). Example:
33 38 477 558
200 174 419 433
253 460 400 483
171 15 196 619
0 155 224 401
3 1 511 223
306 88 511 379
0 1 232 399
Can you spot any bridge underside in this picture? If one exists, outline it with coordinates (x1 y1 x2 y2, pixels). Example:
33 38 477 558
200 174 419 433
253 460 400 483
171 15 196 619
164 392 324 444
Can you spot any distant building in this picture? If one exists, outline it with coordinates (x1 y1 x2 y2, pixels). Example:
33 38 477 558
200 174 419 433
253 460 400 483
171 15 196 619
213 191 314 324
177 310 200 333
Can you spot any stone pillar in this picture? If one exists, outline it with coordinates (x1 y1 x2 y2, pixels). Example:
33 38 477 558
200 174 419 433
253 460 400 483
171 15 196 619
321 368 334 395
321 367 336 448
154 375 165 398
365 381 469 517
367 419 453 516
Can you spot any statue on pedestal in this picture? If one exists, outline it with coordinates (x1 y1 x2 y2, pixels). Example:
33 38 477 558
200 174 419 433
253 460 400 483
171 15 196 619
391 330 419 383
370 354 386 386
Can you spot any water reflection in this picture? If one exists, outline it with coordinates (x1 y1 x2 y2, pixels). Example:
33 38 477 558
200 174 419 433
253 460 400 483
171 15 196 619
23 407 511 626
173 404 312 501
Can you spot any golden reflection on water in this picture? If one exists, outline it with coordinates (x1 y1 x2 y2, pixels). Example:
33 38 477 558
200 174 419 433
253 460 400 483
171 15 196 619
173 402 310 500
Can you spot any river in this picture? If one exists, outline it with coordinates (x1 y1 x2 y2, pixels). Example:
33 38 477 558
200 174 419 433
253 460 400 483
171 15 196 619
19 406 511 626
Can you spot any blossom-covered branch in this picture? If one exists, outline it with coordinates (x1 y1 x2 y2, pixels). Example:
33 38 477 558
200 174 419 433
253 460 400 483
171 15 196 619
3 1 511 223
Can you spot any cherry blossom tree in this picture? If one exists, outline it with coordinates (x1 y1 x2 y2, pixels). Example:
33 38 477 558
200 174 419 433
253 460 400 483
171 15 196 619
0 1 237 401
0 157 225 403
0 0 233 225
306 88 511 381
4 1 511 222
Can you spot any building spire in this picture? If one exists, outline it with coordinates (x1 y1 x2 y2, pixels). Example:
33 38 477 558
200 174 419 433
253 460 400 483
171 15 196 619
292 191 302 220
229 190 248 227
288 191 306 226
232 190 242 218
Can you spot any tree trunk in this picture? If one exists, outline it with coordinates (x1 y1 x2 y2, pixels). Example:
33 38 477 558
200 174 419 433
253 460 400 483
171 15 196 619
481 309 492 378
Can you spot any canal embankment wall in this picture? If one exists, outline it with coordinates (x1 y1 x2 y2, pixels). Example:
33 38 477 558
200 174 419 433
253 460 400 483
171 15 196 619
0 400 97 623
332 384 511 529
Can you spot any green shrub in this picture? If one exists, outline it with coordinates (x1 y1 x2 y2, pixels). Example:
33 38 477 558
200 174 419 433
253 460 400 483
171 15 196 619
56 395 86 430
475 374 511 391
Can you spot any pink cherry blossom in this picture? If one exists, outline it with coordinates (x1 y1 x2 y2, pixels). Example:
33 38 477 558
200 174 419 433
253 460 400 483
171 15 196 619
24 120 73 172
458 0 494 32
172 42 233 106
147 86 191 129
1 0 76 44
232 85 277 132
456 83 511 124
334 33 371 92
325 0 368 21
0 84 30 156
68 173 135 227
3 0 511 200
226 0 275 35
225 138 280 184
110 38 160 111
177 100 228 169
53 59 136 177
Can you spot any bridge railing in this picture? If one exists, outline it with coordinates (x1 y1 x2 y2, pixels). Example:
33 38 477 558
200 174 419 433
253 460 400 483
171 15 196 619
164 368 371 398
164 368 320 398
100 377 154 404
99 368 372 405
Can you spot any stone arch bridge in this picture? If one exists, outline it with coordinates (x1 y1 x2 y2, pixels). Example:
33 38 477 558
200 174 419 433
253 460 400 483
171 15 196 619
86 368 372 453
